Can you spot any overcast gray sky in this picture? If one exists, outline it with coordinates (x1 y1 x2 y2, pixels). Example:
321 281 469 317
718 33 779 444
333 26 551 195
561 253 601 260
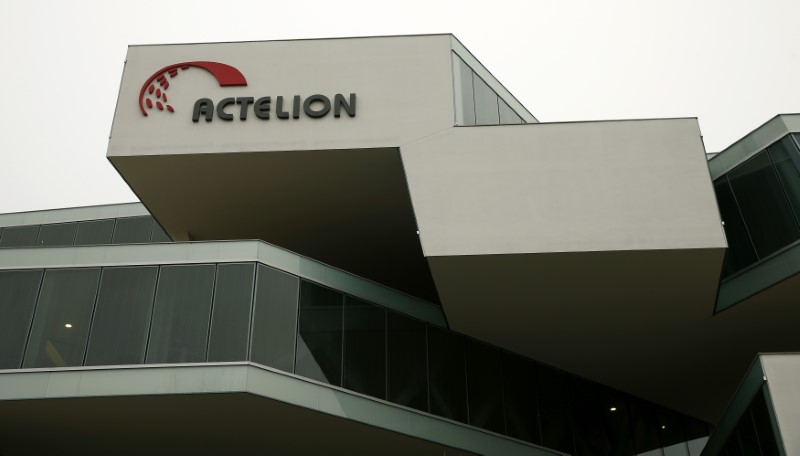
1 0 798 213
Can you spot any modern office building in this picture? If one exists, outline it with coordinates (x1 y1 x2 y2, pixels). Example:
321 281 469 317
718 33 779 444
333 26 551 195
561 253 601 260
0 34 797 455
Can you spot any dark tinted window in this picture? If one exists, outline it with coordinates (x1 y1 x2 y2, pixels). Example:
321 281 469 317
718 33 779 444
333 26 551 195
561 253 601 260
728 151 800 258
23 268 101 368
295 281 343 385
627 398 661 454
85 267 158 365
343 296 386 398
0 225 39 248
427 326 468 423
0 270 43 369
538 366 575 454
656 406 689 448
74 219 116 245
750 387 779 456
502 352 542 445
250 265 299 372
768 136 800 226
207 263 255 362
150 223 172 243
714 176 758 278
465 338 505 433
36 223 77 246
112 216 153 244
569 379 608 456
146 265 215 363
387 311 428 412
601 388 635 456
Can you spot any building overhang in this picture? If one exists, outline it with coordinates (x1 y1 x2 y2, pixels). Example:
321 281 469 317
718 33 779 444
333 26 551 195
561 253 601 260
402 120 732 421
0 364 562 456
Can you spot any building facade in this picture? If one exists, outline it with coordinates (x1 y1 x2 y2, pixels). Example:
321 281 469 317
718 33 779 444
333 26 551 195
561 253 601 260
0 35 797 455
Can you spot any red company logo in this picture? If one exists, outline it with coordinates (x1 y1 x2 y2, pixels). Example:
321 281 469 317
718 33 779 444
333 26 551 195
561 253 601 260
138 61 247 116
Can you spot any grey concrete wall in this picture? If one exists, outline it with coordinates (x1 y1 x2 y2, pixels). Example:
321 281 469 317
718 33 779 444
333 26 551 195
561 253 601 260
401 119 727 257
108 35 456 158
760 353 800 454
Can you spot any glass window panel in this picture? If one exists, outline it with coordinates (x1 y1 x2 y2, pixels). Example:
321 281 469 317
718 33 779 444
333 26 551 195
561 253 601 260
343 296 386 399
454 55 476 126
112 216 153 244
0 270 43 369
714 176 758 277
36 223 77 246
683 415 709 441
728 151 800 258
427 325 468 423
498 98 523 125
502 352 542 445
627 398 662 454
387 310 428 412
768 136 800 225
0 225 40 248
465 338 505 433
23 268 101 368
250 265 299 372
723 433 744 456
145 265 215 364
735 410 761 456
207 263 255 362
537 366 576 454
569 379 608 456
657 406 689 448
295 280 343 385
473 74 500 126
150 223 172 243
74 219 115 245
85 267 158 365
751 387 779 456
600 389 635 456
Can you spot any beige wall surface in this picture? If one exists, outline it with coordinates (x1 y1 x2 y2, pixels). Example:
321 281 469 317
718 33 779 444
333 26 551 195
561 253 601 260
108 35 455 157
402 119 727 257
761 354 800 454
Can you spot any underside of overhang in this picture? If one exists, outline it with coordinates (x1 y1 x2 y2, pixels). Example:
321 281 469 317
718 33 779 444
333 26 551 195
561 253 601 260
109 148 439 304
427 247 800 423
0 393 475 455
0 365 558 456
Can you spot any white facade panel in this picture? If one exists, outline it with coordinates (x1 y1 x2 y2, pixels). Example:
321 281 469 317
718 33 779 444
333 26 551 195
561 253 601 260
108 36 456 158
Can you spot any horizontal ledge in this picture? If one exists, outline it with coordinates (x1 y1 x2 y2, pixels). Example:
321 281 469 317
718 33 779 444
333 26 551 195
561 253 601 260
0 240 445 327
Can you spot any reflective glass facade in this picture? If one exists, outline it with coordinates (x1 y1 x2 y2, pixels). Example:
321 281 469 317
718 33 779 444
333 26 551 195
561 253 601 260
453 54 524 126
716 386 780 456
0 215 171 248
0 261 709 455
714 135 800 277
714 134 800 279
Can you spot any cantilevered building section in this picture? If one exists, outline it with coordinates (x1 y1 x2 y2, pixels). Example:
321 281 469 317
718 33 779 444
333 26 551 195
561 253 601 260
0 35 796 455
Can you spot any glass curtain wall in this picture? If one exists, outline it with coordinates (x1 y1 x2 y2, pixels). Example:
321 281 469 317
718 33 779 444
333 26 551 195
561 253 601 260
714 385 780 456
0 262 710 455
714 135 800 278
0 215 171 248
453 53 524 126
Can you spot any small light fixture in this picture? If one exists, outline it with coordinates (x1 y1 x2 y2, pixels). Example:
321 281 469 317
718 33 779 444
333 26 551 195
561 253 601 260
661 425 666 429
609 407 617 412
64 323 73 328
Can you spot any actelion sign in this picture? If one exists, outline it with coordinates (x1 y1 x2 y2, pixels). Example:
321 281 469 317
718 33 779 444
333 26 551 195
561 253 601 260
138 60 357 122
192 94 356 122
